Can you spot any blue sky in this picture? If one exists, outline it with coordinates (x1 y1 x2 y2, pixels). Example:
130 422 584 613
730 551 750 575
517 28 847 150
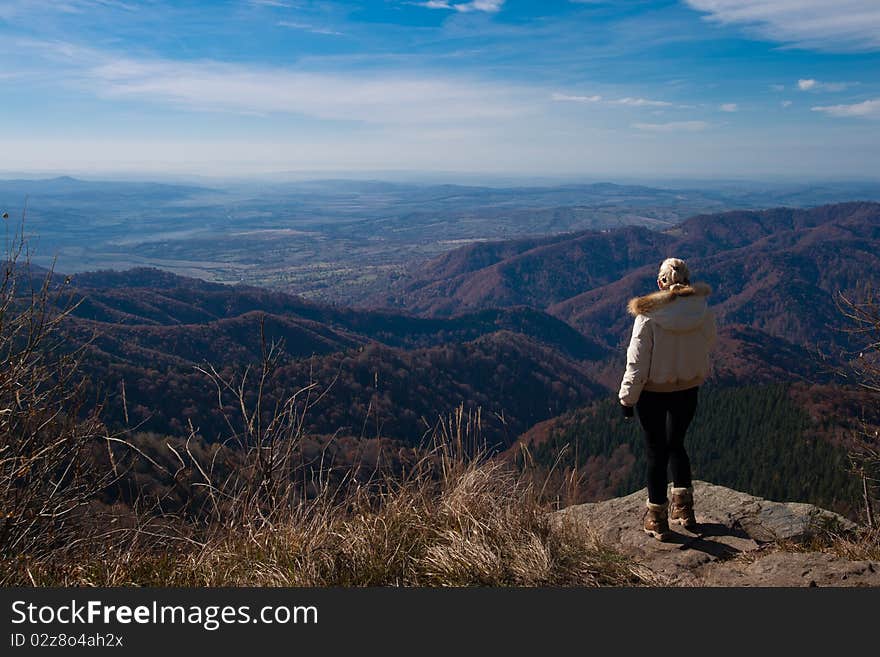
1 0 879 179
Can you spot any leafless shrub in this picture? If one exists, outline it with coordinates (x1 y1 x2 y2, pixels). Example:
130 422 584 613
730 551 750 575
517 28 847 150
835 287 880 529
0 216 110 582
184 316 329 527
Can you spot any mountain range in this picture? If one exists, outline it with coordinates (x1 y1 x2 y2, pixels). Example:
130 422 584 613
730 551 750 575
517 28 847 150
371 202 880 377
27 200 879 512
57 269 604 447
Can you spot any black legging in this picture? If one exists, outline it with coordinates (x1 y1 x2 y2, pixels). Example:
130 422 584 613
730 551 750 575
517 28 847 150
635 387 699 504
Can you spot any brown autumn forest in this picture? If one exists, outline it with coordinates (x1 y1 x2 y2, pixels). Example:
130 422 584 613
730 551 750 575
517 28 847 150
25 201 875 509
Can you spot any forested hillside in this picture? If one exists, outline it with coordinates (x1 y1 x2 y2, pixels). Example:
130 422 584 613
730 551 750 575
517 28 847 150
378 203 880 360
518 384 864 516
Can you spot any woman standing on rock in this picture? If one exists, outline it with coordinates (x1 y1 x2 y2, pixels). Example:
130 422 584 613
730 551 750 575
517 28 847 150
618 258 717 541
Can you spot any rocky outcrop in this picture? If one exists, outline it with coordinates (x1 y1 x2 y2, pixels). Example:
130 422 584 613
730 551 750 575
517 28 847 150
551 481 879 586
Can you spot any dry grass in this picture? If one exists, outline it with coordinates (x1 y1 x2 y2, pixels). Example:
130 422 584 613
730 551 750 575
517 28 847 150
6 454 660 587
770 525 880 562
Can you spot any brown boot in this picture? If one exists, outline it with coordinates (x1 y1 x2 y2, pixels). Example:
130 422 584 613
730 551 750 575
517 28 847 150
670 486 698 530
644 500 673 541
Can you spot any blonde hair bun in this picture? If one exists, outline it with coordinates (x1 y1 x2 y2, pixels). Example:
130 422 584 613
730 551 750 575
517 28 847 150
658 258 690 288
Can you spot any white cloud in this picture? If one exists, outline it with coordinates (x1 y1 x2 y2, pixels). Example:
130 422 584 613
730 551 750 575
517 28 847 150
551 92 672 107
612 97 672 107
798 78 850 92
277 21 344 36
459 0 505 11
684 0 880 52
250 0 295 7
812 99 880 118
551 92 602 103
781 100 792 107
80 57 529 124
719 103 738 112
6 40 532 124
632 121 708 132
0 0 137 19
14 40 691 128
418 0 505 12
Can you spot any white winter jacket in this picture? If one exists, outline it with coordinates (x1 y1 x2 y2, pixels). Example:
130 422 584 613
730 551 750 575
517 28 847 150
618 282 717 406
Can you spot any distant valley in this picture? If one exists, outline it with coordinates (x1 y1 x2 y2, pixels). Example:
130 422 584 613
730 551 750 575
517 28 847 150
4 176 880 305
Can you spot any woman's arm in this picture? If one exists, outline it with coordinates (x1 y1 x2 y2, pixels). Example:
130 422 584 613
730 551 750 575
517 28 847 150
619 314 653 406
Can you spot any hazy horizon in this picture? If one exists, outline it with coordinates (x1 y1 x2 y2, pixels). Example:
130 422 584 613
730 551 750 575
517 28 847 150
3 170 880 190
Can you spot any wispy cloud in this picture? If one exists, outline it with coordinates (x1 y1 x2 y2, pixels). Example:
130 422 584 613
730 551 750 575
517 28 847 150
277 21 344 36
797 78 851 92
418 0 505 13
250 0 297 7
719 103 738 112
13 39 696 129
684 0 880 52
0 0 137 19
4 39 532 124
612 97 671 107
632 120 708 132
812 99 880 118
781 100 792 107
552 93 671 107
551 92 602 103
10 38 102 65
74 54 531 124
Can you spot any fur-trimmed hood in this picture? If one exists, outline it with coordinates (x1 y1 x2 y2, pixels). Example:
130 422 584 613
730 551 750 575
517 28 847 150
627 282 712 332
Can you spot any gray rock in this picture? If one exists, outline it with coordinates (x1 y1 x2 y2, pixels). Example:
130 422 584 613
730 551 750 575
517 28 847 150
702 552 880 587
550 480 876 587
